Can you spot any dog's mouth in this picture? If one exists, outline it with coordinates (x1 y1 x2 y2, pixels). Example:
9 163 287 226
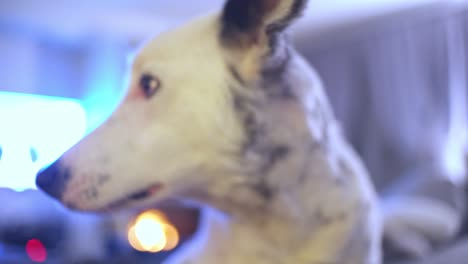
103 183 164 211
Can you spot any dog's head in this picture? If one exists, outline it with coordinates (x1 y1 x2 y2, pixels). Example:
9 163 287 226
36 0 308 211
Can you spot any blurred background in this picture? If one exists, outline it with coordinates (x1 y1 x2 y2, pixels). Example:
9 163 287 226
0 0 467 263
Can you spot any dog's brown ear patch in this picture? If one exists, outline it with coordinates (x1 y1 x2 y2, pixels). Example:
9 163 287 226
221 0 307 46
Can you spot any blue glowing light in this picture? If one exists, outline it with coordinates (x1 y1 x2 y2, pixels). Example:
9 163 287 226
0 92 86 191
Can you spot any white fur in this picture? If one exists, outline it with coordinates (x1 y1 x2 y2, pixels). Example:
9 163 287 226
45 2 382 263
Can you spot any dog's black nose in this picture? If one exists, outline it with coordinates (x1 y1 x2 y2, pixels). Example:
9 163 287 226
36 161 70 200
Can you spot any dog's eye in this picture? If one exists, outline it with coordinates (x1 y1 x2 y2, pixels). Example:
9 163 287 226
140 74 161 98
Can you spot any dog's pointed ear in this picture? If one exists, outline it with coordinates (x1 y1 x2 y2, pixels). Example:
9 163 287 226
220 0 307 81
220 0 307 47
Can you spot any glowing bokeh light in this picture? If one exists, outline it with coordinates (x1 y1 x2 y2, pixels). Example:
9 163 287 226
128 210 180 253
135 217 166 252
0 92 86 191
25 239 47 263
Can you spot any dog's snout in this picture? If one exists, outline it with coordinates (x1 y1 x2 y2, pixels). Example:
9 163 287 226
36 161 70 200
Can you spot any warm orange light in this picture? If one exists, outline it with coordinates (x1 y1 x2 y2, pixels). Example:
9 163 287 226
128 210 180 253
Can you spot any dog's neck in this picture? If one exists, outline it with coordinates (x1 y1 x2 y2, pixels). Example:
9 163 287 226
200 48 330 220
170 52 366 263
178 110 358 264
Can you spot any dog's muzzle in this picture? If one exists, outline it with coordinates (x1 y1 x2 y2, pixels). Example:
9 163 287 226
36 160 70 200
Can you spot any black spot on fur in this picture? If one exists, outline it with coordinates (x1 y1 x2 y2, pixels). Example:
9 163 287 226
244 113 261 147
228 65 246 86
232 91 263 150
259 145 290 173
230 65 292 175
252 180 274 201
232 89 291 174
